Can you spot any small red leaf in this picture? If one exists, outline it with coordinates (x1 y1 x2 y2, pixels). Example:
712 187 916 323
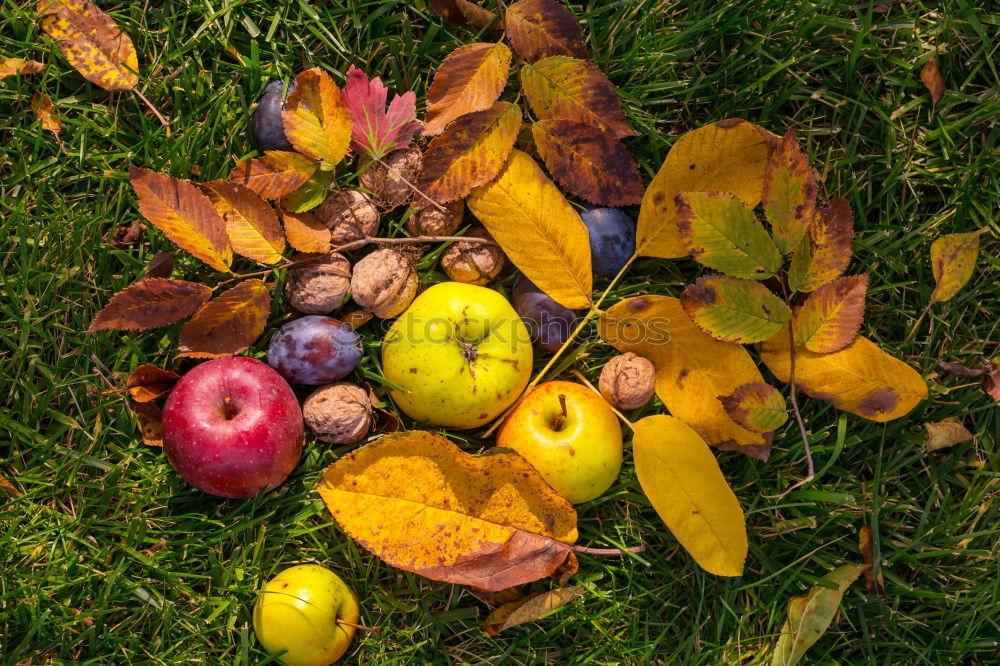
342 66 421 160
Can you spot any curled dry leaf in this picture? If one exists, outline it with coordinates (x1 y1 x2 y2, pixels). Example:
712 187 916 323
466 149 592 309
37 0 138 91
282 67 352 169
282 210 331 254
531 119 643 206
923 418 974 453
230 151 317 200
520 56 634 140
937 361 984 378
983 357 1000 404
762 127 816 255
858 524 885 595
31 92 61 138
0 58 45 79
125 364 180 403
317 431 578 592
793 274 868 353
920 57 946 104
929 229 985 303
88 278 212 333
128 400 163 447
680 274 791 344
129 166 232 273
637 119 773 259
505 0 588 63
342 65 421 159
143 252 174 279
770 564 864 666
416 101 521 206
720 382 788 433
761 329 928 422
788 197 854 292
0 474 22 498
178 279 271 358
424 42 512 136
429 0 500 32
632 415 748 577
202 180 285 265
483 585 585 635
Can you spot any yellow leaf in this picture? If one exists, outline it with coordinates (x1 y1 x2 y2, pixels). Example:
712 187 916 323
637 119 773 259
467 150 592 309
202 181 285 265
632 415 747 577
424 42 511 136
929 229 986 303
281 67 351 169
598 296 771 454
923 418 974 453
0 58 45 79
230 151 318 200
281 209 331 254
483 585 584 635
317 431 578 592
37 0 138 91
760 329 928 422
178 279 271 358
31 92 61 138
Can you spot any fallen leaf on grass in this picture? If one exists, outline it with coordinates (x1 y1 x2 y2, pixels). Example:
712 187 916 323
112 219 145 246
230 151 317 200
38 0 139 91
681 274 790 343
178 279 270 358
468 586 525 609
342 66 421 159
929 229 986 303
924 418 974 452
124 364 180 402
920 57 946 104
787 198 854 292
858 524 885 595
0 474 22 498
0 58 45 79
793 274 868 353
423 42 511 136
31 92 61 138
762 127 816 255
505 0 589 63
429 0 500 32
281 210 331 253
983 358 1000 403
143 252 174 279
483 585 585 635
720 383 788 433
128 400 163 447
937 361 984 378
88 278 212 333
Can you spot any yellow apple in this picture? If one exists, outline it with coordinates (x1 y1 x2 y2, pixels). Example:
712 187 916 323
253 564 360 666
382 282 533 429
497 381 622 504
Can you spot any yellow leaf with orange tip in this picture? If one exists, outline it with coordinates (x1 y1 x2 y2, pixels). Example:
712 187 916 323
230 151 317 200
632 415 747 577
37 0 138 91
178 279 271 358
281 67 351 169
202 181 285 265
760 329 928 422
762 127 816 255
929 229 986 303
281 210 331 254
793 274 867 353
637 119 773 259
0 58 45 79
467 150 592 309
423 42 511 136
317 431 578 592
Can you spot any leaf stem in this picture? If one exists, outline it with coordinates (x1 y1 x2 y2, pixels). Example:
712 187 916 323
781 283 814 494
133 88 169 128
373 156 447 213
571 544 645 556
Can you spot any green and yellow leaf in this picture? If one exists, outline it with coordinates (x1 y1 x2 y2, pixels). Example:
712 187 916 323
38 0 138 91
505 0 589 63
929 228 986 303
178 279 270 358
230 151 318 200
720 383 788 433
761 127 816 255
280 169 334 213
681 274 790 343
424 42 511 136
282 67 351 169
202 181 285 265
787 197 853 292
793 274 867 353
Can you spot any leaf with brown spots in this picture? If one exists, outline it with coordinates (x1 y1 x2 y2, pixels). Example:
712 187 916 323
637 119 774 259
88 278 212 333
920 57 946 104
37 0 138 91
924 418 974 453
317 430 578 592
423 42 511 136
531 119 643 206
178 279 271 358
681 274 790 343
929 228 986 303
429 0 500 32
760 328 928 422
720 382 787 433
762 127 816 255
129 166 232 273
202 181 285 265
505 0 588 63
787 198 854 292
982 357 1000 404
281 67 352 169
125 364 180 403
793 274 867 353
483 585 584 635
31 92 61 138
0 58 45 79
230 151 318 200
128 400 163 447
416 101 522 206
521 56 634 139
281 209 331 254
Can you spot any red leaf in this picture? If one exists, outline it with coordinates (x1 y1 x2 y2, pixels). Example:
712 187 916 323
88 279 212 333
341 66 421 160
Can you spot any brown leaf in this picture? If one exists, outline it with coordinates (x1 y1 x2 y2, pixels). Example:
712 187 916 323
202 180 286 265
0 58 45 79
129 166 232 273
31 92 61 138
483 585 585 635
143 252 174 278
128 400 163 447
230 151 318 200
924 418 974 453
505 0 589 63
429 0 500 31
937 361 984 377
858 524 884 595
282 209 332 253
982 357 1000 403
793 274 868 353
125 364 180 403
0 474 22 498
921 57 946 103
787 197 854 292
38 0 138 91
113 219 146 246
531 119 643 206
424 42 512 136
88 278 212 333
178 279 271 358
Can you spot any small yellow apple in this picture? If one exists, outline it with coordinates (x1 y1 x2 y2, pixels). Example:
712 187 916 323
253 564 360 666
497 381 622 504
382 282 533 429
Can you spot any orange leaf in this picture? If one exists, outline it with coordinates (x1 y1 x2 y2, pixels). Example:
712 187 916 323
483 585 584 635
793 274 867 353
0 58 45 79
282 67 352 169
762 127 816 255
505 0 588 63
178 279 271 358
31 92 61 138
0 474 22 498
920 57 946 104
37 0 138 91
281 209 331 253
424 42 512 136
125 364 180 403
128 400 163 447
202 181 285 265
317 430 578 592
88 278 212 333
429 0 501 32
787 197 854 292
531 119 643 206
129 166 232 272
229 151 317 200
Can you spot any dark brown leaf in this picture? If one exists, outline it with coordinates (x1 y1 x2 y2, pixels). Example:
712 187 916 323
505 0 588 62
143 252 174 279
983 358 1000 403
128 400 163 447
937 361 984 378
125 364 180 403
113 219 146 246
88 279 212 333
921 57 946 103
429 0 501 32
178 279 271 358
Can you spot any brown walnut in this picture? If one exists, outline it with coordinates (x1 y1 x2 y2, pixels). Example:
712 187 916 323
351 248 418 318
302 382 373 444
440 227 504 286
285 252 351 315
599 352 655 410
315 189 380 245
359 146 422 210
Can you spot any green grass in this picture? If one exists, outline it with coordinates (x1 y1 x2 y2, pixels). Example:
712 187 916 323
1 0 998 663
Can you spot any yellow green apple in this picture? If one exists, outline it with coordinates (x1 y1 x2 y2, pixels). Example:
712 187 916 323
253 564 360 666
497 381 622 504
382 282 533 429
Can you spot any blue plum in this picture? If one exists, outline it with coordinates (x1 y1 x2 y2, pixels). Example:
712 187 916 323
252 80 295 153
513 276 583 354
580 207 636 278
267 316 363 385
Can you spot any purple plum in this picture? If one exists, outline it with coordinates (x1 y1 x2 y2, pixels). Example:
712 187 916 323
252 80 295 153
580 207 636 278
267 316 363 385
513 276 583 353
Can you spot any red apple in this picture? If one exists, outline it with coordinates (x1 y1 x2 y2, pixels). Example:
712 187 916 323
163 357 304 498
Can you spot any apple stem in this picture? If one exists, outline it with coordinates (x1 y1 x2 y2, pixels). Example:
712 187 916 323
552 393 568 431
571 544 646 556
336 619 380 632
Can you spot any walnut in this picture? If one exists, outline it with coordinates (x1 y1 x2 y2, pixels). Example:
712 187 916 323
302 382 372 444
405 199 464 237
440 227 504 286
359 146 422 209
315 189 380 245
350 248 418 317
285 253 351 315
599 352 655 410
